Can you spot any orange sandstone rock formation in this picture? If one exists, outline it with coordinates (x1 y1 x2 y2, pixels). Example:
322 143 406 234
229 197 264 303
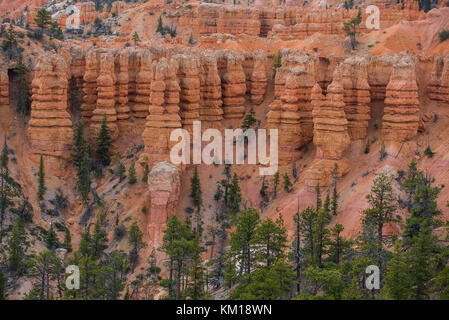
27 54 73 171
147 161 180 256
250 50 268 105
91 52 118 138
141 58 182 169
382 54 419 142
199 52 223 129
115 48 131 124
133 50 152 118
340 56 371 140
220 51 246 119
428 54 449 103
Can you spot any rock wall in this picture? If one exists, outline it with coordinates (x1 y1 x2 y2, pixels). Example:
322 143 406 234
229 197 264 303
91 52 118 138
220 51 246 119
27 54 73 171
340 56 371 140
428 54 449 103
250 50 268 105
141 58 182 169
199 52 223 129
133 50 152 118
116 48 131 124
382 54 419 142
0 66 8 112
81 49 99 122
305 67 351 187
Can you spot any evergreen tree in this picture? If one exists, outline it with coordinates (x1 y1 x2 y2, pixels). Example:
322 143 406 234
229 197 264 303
0 268 6 299
273 50 282 79
0 139 21 241
259 176 269 206
92 218 108 259
228 173 242 215
128 160 137 185
241 108 256 130
402 160 419 209
95 114 112 167
315 182 322 210
228 208 259 277
362 173 397 271
283 173 292 193
156 15 163 34
128 221 144 272
37 155 46 201
102 251 129 300
292 159 297 182
45 224 59 250
73 121 91 203
272 171 280 199
190 166 202 211
255 215 287 266
63 228 72 252
132 32 140 46
342 8 362 50
186 235 206 299
323 189 330 214
26 250 62 300
34 8 51 35
7 218 26 274
382 240 411 300
142 160 149 183
330 163 339 216
314 209 330 267
327 223 349 265
301 207 317 265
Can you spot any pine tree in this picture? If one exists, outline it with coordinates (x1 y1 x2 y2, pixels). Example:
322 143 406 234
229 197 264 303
301 207 317 265
273 49 282 79
190 166 202 211
7 218 26 274
402 160 419 209
342 8 362 50
37 155 46 200
96 114 112 167
255 215 287 267
228 173 242 215
63 228 72 252
45 224 59 250
26 250 61 300
34 8 51 35
229 207 260 276
362 173 397 271
273 171 280 199
186 235 206 299
156 15 163 34
128 160 137 185
283 173 292 193
241 108 256 130
0 268 6 299
128 221 144 272
0 139 21 241
323 188 330 214
382 240 411 300
315 182 322 210
142 160 149 183
92 218 108 259
330 163 339 216
132 32 140 46
314 209 330 267
259 176 269 206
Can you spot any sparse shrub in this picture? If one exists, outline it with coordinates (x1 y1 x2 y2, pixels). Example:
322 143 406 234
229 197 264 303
379 141 387 161
424 145 435 157
364 140 370 154
438 29 449 42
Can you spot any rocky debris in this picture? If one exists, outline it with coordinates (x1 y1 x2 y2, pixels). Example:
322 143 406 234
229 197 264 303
250 50 268 105
133 50 152 118
220 51 246 119
91 52 118 138
147 161 180 255
27 54 73 171
428 54 449 103
340 56 371 140
382 54 419 142
141 58 182 168
199 52 223 129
